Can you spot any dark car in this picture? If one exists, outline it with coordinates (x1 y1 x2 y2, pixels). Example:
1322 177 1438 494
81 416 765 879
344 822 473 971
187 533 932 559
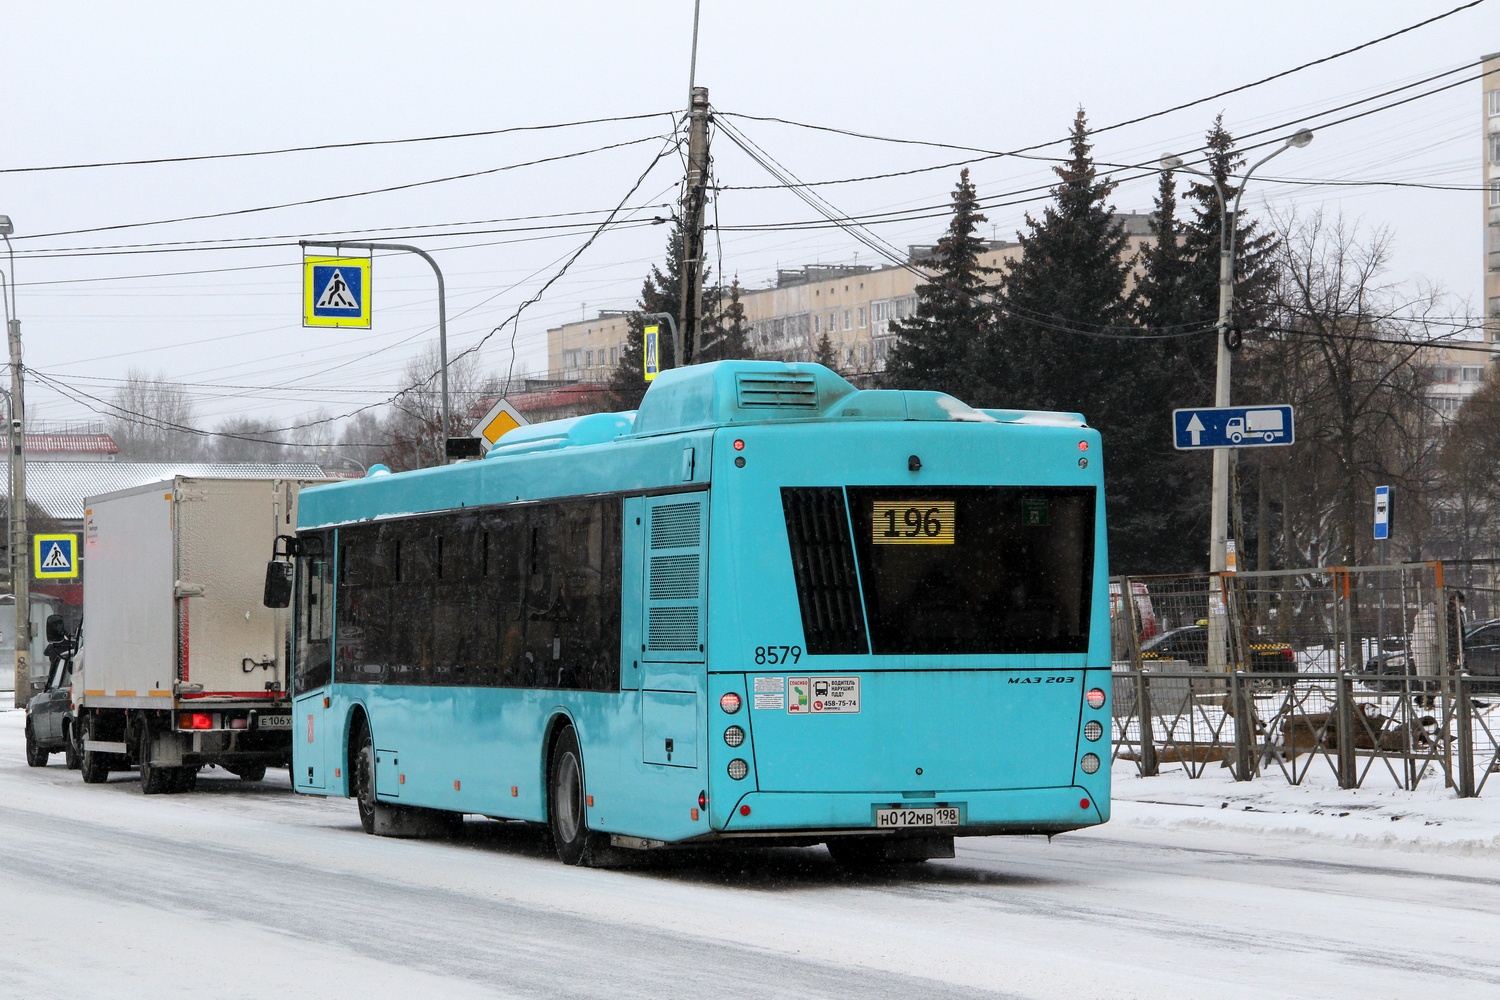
1361 618 1500 693
1138 623 1296 673
24 615 80 769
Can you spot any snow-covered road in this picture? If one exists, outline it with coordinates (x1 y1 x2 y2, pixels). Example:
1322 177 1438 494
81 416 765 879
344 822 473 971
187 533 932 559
2 707 1497 999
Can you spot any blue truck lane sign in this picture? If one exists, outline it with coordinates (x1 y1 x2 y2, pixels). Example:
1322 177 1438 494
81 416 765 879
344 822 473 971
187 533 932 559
1173 405 1294 450
303 255 372 328
35 534 79 579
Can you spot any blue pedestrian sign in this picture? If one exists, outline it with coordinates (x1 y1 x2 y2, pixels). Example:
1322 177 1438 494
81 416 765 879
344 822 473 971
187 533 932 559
35 534 79 579
1172 404 1295 450
1374 485 1391 540
302 255 372 329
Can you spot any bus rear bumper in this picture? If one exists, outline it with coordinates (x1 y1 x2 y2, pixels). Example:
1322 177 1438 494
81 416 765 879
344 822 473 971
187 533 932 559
711 785 1107 837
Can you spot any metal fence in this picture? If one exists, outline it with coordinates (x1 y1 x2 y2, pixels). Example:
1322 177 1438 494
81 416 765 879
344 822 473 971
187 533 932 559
1110 561 1500 796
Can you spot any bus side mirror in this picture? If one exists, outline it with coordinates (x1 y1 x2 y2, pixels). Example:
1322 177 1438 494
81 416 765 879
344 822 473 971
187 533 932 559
45 614 65 643
263 562 293 609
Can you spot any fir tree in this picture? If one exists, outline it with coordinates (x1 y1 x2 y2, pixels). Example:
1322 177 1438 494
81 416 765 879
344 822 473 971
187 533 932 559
1131 168 1192 331
984 109 1204 573
982 109 1132 412
814 330 839 373
699 277 755 363
606 220 718 410
1181 115 1278 335
881 168 995 398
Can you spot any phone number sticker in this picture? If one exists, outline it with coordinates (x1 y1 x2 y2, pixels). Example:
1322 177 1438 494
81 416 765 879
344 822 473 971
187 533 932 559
787 676 860 714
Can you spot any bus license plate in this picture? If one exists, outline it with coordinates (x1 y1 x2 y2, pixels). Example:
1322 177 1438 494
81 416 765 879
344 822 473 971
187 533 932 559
876 807 959 828
256 715 292 730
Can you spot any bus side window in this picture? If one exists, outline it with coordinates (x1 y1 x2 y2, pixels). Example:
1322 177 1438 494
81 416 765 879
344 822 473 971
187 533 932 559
296 532 333 691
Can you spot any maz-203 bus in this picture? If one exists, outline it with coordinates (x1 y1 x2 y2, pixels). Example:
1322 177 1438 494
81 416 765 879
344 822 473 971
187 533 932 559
272 360 1111 866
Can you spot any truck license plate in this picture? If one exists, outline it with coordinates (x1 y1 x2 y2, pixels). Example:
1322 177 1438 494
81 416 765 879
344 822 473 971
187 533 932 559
875 806 959 828
256 715 292 730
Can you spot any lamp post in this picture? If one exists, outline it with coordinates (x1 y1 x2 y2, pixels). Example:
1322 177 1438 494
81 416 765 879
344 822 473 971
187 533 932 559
0 214 30 707
1161 129 1311 668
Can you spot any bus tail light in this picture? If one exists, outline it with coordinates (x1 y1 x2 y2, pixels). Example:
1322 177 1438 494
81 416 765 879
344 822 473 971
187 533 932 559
727 758 749 780
698 790 707 810
1084 720 1103 742
1080 753 1100 774
724 725 745 747
1086 688 1106 710
719 692 742 714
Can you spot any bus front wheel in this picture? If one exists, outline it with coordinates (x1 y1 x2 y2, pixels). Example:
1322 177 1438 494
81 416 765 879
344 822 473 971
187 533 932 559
353 728 376 835
547 726 594 865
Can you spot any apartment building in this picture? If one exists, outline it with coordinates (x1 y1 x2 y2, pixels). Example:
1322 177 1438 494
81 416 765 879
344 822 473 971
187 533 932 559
1486 51 1500 337
546 214 1154 381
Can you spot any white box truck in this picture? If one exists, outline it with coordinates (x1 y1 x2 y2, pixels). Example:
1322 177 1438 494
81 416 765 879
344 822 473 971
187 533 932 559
75 477 327 793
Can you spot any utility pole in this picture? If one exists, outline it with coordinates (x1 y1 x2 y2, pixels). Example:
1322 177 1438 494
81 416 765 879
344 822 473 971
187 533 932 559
677 85 710 367
2 216 29 707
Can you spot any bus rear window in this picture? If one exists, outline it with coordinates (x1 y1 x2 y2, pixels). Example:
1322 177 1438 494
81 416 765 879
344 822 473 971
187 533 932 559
845 486 1095 655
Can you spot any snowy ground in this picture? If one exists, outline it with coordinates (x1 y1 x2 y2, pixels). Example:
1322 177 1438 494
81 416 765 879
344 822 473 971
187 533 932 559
2 706 1498 999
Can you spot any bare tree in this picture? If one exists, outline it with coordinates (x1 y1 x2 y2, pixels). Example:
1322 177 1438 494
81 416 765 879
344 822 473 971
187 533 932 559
1436 374 1500 561
107 369 205 461
1241 210 1441 567
381 345 490 472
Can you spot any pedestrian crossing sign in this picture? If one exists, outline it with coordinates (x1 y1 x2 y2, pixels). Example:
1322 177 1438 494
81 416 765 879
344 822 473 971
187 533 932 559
303 255 372 328
35 534 79 579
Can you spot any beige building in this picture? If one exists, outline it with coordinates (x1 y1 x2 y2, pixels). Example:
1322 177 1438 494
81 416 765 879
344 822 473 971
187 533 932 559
546 215 1154 381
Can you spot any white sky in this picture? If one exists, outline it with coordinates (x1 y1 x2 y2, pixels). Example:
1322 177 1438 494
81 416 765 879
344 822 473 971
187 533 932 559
1 1 1495 439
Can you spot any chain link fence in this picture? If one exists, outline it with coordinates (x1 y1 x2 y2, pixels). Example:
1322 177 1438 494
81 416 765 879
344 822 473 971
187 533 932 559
1111 561 1500 796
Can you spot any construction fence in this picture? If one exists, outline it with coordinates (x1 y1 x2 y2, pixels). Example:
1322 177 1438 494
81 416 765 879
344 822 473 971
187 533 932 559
1109 560 1500 796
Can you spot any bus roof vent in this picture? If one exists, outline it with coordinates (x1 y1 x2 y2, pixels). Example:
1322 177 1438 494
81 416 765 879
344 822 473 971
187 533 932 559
736 372 818 409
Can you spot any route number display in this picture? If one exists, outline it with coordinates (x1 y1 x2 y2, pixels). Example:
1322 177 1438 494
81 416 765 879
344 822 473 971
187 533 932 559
871 500 955 545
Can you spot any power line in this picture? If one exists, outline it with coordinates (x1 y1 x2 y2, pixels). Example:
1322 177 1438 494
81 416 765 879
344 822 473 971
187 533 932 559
716 2 1487 177
0 111 677 175
17 133 673 241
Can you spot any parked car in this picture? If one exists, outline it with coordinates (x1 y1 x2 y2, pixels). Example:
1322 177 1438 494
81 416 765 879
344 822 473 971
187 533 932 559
24 615 80 769
1361 618 1500 693
1138 623 1296 674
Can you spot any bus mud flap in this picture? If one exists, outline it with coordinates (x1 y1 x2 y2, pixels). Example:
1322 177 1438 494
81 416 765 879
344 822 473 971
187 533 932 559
372 803 462 839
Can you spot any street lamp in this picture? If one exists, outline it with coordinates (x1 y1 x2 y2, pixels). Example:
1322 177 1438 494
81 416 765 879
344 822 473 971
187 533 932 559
0 214 29 707
1161 130 1311 671
1160 129 1312 576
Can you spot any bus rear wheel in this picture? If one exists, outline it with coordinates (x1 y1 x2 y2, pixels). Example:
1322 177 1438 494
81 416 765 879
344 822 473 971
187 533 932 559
547 726 595 866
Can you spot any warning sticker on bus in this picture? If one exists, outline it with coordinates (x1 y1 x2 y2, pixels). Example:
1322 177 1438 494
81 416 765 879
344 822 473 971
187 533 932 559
753 676 785 711
787 676 860 714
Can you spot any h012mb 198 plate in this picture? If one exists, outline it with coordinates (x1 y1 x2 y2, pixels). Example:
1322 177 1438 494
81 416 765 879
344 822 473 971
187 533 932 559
875 806 960 828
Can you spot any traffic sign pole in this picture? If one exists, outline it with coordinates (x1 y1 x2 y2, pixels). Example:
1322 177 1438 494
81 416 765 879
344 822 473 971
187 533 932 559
300 241 452 463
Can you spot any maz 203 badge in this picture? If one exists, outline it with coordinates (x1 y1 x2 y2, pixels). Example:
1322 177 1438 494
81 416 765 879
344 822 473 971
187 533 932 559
787 676 861 714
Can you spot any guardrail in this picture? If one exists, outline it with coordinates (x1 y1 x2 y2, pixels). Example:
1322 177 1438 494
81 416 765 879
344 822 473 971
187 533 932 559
1110 560 1500 797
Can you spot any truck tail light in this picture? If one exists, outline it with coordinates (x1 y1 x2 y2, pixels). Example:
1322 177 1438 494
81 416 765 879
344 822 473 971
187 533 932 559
179 712 213 730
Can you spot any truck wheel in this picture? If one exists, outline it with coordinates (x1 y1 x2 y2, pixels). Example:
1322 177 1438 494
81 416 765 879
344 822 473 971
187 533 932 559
230 764 267 783
80 717 111 784
353 729 376 835
547 726 596 866
138 726 171 795
64 721 81 770
24 720 49 767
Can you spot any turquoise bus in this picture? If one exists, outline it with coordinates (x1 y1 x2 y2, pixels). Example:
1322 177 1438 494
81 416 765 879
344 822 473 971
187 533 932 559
277 360 1111 865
